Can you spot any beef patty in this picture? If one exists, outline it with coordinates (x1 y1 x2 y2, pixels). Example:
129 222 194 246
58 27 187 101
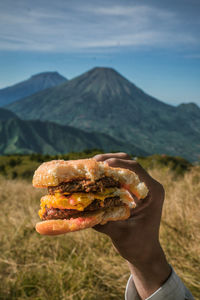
48 176 120 194
42 196 122 220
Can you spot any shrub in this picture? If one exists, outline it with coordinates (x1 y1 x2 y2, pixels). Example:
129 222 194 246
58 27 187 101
11 171 18 179
8 157 22 167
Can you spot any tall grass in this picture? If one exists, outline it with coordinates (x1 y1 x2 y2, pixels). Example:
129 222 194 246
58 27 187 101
154 167 200 296
0 167 199 299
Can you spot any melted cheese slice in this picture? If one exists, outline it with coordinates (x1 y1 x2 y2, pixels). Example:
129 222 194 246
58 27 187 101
39 188 135 219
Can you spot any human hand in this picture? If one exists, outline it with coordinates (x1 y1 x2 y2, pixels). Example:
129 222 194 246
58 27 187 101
93 152 171 299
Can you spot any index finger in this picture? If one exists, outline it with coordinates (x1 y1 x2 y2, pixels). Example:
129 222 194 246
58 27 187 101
94 152 131 162
105 158 155 191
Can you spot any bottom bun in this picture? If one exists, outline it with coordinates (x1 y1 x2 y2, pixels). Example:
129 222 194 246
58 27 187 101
35 205 130 235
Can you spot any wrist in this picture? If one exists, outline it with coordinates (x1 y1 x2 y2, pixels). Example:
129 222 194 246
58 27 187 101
127 245 171 300
112 237 162 266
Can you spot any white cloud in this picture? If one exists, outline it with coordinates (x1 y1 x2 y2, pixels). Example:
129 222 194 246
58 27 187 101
0 1 199 52
83 4 175 19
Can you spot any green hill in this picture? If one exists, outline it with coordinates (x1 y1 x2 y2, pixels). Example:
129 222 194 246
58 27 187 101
0 118 146 155
0 107 18 120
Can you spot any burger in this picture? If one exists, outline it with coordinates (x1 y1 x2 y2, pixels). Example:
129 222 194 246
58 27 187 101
33 158 148 235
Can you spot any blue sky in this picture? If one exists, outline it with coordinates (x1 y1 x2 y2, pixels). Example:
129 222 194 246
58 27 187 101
0 0 200 106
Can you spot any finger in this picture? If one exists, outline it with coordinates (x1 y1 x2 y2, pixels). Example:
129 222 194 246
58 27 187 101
105 158 154 188
94 152 131 162
93 222 112 234
93 220 125 237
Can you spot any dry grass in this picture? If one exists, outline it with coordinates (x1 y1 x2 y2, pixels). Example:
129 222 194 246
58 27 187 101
151 167 200 297
0 167 199 299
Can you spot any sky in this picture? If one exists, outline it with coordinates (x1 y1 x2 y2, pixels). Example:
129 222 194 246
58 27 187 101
0 0 200 106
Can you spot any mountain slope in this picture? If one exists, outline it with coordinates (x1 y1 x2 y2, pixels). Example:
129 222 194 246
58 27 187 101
0 118 146 155
7 67 200 161
176 103 200 135
0 72 67 107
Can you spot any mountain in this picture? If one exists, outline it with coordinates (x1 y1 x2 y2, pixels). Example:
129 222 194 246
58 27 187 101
0 72 67 107
7 67 200 161
0 118 146 155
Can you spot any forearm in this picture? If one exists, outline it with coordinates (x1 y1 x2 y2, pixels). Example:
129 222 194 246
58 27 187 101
127 245 171 300
93 154 194 300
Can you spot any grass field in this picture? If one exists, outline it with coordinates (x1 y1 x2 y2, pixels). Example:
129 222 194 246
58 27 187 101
0 161 199 299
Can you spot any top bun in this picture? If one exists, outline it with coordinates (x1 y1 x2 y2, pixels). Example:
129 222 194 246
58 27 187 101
33 158 148 199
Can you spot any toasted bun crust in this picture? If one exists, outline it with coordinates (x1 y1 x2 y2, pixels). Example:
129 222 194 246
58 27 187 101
33 159 148 199
35 205 130 235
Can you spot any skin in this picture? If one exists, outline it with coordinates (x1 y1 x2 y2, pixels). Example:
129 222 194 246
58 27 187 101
93 152 171 300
